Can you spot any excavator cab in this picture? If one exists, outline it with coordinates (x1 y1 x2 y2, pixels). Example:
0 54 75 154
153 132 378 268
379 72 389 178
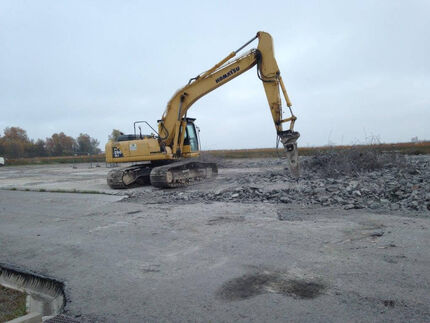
183 118 199 152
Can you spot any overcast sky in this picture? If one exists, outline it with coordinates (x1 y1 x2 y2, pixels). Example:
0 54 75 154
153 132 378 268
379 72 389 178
1 0 429 150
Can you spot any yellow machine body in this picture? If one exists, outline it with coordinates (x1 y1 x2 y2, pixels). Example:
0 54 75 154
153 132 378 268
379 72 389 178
105 31 299 188
105 120 201 163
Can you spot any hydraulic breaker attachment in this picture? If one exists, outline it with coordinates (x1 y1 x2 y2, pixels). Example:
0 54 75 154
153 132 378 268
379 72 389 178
278 130 300 177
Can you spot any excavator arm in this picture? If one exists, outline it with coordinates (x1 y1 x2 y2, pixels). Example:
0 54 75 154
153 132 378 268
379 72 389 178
158 31 300 175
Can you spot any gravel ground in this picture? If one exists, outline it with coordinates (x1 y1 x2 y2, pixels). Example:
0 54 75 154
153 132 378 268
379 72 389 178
1 154 429 322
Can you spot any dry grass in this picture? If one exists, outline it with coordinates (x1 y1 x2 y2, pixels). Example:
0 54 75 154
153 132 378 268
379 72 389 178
205 141 430 159
5 154 105 166
301 147 407 177
0 285 27 321
2 141 429 166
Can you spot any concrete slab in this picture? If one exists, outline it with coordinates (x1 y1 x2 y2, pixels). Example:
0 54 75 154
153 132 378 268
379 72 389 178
0 161 277 195
0 163 114 193
6 312 42 323
1 190 430 322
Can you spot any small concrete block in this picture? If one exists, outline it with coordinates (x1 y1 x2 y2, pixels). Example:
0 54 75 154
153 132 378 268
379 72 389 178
7 312 42 323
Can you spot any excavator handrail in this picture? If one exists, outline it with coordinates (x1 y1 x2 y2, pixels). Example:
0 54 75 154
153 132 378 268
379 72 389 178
133 121 160 138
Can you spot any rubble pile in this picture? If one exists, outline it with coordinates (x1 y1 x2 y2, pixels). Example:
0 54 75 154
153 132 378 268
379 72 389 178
130 154 430 213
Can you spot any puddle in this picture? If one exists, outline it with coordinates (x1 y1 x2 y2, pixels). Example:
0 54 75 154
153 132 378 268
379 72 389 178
217 271 326 301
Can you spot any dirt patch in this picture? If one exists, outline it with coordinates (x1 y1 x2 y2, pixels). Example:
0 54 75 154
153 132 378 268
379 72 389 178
217 272 326 301
383 299 396 308
207 216 245 225
285 280 326 299
277 211 305 221
0 285 27 322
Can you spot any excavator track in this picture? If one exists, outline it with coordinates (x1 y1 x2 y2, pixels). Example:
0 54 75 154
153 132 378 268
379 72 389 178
107 164 152 189
107 160 218 189
150 160 218 188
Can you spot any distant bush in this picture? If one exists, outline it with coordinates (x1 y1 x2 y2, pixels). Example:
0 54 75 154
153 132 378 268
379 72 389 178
301 147 407 177
0 126 101 159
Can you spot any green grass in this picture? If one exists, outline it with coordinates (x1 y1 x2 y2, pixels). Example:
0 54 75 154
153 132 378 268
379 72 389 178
2 187 110 195
0 285 27 322
44 189 105 194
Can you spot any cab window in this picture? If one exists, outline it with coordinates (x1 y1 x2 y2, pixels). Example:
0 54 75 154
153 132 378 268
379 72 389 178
185 123 199 151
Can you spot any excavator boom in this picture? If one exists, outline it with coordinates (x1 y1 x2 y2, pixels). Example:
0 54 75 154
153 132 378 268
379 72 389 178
157 31 299 175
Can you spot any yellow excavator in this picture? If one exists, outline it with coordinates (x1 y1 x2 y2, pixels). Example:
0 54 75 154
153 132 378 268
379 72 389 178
105 31 300 189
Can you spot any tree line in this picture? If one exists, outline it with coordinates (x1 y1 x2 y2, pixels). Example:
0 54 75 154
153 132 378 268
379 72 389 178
0 126 101 158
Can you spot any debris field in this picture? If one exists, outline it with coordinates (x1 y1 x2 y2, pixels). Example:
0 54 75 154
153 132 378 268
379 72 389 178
127 152 430 214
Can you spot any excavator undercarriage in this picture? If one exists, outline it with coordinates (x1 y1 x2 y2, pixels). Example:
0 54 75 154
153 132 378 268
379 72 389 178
107 160 218 189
